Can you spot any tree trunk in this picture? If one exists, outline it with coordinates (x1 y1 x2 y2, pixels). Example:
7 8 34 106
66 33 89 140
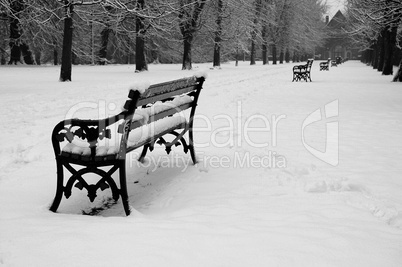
1 52 5 65
367 45 374 66
250 0 261 66
135 32 147 71
34 50 41 65
262 43 268 65
8 0 23 65
20 43 33 64
60 3 74 82
179 0 207 70
262 25 268 65
8 1 33 65
372 42 378 68
182 36 192 70
135 0 147 72
393 58 402 82
53 42 58 65
272 44 277 64
235 45 239 66
213 41 221 68
8 17 21 64
279 49 284 64
361 49 368 64
250 39 256 65
213 0 223 68
98 28 110 65
285 49 290 63
382 25 397 75
377 33 385 72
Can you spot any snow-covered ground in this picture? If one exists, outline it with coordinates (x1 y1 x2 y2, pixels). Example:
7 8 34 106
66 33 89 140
0 61 401 266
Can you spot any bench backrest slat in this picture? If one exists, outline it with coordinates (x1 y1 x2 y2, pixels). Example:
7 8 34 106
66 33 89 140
138 86 197 107
132 102 193 129
141 76 198 98
118 76 205 134
126 76 202 109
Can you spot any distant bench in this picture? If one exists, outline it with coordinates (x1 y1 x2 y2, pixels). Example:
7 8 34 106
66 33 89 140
292 59 313 82
49 75 206 215
320 58 330 71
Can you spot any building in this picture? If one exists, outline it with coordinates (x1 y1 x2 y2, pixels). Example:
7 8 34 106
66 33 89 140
318 10 360 60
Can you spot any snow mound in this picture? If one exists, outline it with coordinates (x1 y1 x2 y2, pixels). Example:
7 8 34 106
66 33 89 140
128 81 150 95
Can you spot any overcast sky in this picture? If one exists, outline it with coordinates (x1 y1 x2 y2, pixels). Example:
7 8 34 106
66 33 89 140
323 0 346 17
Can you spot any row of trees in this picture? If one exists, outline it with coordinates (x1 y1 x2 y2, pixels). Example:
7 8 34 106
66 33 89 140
0 0 327 81
347 0 402 81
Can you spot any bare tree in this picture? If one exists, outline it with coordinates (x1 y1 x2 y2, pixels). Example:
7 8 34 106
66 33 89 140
212 0 223 68
250 0 262 65
178 0 207 70
134 0 147 71
348 0 402 78
202 0 253 67
0 0 35 64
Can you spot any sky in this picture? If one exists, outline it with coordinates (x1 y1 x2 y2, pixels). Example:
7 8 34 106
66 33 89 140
323 0 346 18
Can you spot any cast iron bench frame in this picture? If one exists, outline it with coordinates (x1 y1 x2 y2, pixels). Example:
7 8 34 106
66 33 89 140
49 75 205 216
292 59 313 82
320 58 331 71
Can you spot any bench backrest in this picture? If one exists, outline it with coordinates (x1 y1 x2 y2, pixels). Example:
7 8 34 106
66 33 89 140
120 76 205 131
124 76 203 111
306 59 313 71
52 76 205 160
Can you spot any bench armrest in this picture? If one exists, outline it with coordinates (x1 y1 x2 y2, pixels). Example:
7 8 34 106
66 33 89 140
51 113 125 157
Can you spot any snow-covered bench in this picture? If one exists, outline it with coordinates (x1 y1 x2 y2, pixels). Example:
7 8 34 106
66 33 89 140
320 58 330 71
292 59 313 82
49 75 206 215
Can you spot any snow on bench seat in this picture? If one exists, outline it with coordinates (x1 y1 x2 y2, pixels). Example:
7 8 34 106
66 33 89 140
127 115 186 150
61 115 186 160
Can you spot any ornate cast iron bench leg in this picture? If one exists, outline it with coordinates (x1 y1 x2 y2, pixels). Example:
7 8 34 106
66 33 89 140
49 160 64 213
118 161 131 216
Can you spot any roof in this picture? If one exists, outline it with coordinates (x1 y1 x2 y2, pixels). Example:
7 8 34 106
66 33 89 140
327 10 347 29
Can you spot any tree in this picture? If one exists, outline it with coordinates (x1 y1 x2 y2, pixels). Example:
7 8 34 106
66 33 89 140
135 0 147 72
57 0 105 81
202 0 253 67
59 1 74 81
250 0 262 65
3 0 34 64
212 0 223 68
393 59 402 82
178 0 207 70
98 5 113 65
264 0 325 64
348 0 402 78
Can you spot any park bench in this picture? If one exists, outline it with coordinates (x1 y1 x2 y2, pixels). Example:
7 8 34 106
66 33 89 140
292 59 313 82
331 60 337 67
319 58 330 71
49 74 206 216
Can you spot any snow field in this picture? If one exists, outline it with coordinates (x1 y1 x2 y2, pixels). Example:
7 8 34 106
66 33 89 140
0 61 402 266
